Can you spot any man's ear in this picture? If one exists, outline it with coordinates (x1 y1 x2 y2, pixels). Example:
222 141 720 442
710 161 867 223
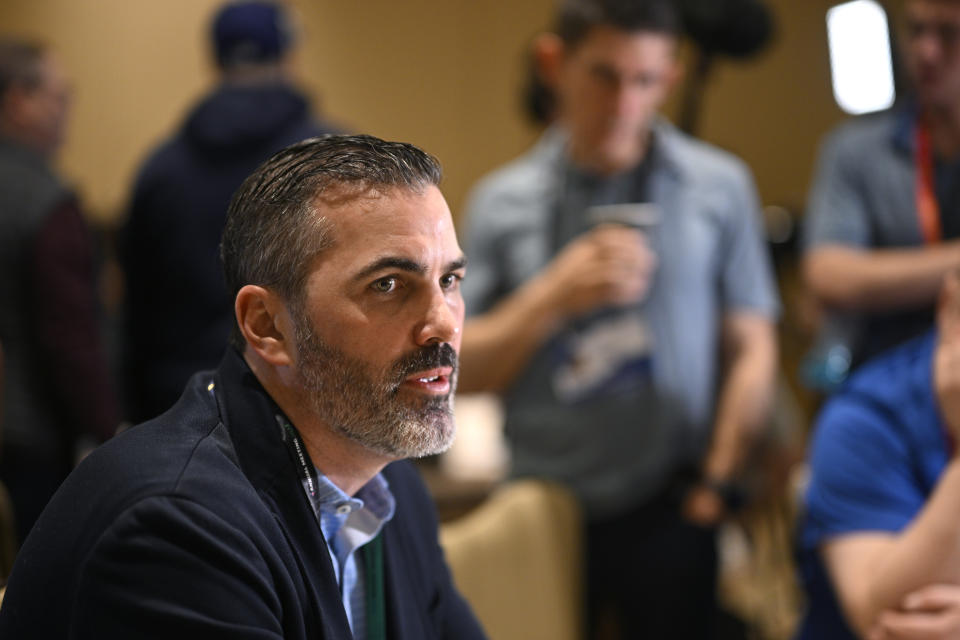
235 285 295 367
667 54 685 93
533 32 565 89
1 85 31 129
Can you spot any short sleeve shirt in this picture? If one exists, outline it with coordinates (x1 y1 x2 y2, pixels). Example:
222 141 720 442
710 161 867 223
461 121 780 517
803 107 960 366
797 331 949 639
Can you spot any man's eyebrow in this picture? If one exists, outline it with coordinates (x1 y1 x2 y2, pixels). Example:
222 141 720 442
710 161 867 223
353 257 425 282
352 255 468 282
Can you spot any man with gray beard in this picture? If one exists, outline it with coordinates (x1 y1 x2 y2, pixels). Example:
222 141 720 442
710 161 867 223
0 134 486 640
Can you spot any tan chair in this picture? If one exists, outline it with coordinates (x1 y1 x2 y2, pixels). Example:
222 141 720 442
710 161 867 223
440 480 582 640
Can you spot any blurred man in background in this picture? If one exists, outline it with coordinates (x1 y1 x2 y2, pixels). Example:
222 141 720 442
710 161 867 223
120 0 337 423
0 38 118 545
804 0 960 384
798 269 960 640
458 0 779 636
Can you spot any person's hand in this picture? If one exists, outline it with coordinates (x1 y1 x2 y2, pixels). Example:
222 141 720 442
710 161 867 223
681 484 725 527
537 224 656 318
869 584 960 639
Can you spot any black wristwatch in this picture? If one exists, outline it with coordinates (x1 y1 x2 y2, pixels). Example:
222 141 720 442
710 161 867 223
701 478 747 513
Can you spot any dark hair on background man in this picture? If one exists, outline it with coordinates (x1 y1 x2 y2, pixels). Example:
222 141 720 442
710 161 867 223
554 0 681 48
0 38 46 102
221 133 443 349
523 45 556 126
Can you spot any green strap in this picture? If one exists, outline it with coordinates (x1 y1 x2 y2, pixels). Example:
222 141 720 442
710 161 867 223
363 533 386 640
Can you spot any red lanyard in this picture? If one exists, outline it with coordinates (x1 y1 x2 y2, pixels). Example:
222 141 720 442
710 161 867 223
916 117 942 244
916 119 956 456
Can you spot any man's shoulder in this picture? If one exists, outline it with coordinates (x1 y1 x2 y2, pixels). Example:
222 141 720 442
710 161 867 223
465 131 564 216
132 132 195 188
34 367 273 549
0 141 69 215
801 331 942 551
843 330 935 400
0 374 273 624
831 109 899 140
65 377 248 518
655 121 753 187
0 143 62 187
818 109 900 160
811 332 938 461
0 373 304 637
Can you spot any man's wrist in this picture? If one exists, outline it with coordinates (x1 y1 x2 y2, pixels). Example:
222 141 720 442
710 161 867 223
699 477 747 513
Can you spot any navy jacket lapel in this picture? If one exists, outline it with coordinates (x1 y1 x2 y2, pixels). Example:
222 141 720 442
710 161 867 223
213 349 353 638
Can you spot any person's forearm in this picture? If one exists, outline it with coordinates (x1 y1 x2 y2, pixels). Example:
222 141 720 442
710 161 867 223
804 243 960 312
868 460 960 610
458 276 564 393
702 317 777 482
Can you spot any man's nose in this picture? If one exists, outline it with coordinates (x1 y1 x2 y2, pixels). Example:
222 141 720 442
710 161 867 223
612 81 641 118
414 287 462 346
914 30 943 63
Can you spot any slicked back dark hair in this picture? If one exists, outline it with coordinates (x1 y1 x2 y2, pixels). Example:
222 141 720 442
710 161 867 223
0 38 46 103
221 133 443 349
554 0 681 49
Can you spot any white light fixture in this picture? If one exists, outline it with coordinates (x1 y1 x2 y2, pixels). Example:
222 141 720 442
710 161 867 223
827 0 896 115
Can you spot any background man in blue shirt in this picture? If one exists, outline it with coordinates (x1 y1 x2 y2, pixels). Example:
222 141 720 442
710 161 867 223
799 269 960 640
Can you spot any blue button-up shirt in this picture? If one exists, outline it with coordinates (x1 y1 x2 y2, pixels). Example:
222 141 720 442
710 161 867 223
301 470 396 640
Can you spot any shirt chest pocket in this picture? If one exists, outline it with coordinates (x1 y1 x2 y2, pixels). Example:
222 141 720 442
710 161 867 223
653 197 724 297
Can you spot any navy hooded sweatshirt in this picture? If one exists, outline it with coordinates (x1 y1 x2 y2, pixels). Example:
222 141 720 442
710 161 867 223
120 83 336 422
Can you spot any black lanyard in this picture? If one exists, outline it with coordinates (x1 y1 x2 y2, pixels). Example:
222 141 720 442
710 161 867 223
278 417 387 640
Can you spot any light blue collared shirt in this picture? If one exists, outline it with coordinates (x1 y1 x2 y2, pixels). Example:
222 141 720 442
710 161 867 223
301 470 396 640
460 120 780 518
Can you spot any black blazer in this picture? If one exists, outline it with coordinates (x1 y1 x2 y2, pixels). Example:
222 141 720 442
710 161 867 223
0 349 486 639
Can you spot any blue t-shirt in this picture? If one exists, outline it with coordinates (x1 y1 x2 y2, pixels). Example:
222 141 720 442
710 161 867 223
797 330 950 639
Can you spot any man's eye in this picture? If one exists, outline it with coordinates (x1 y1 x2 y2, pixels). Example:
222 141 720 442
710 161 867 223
440 273 462 290
633 72 658 88
372 277 397 293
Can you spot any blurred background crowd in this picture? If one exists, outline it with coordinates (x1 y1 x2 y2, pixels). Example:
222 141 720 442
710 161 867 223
0 0 952 638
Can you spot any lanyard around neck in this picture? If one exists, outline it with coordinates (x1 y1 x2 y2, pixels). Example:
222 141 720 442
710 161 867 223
912 123 959 462
363 534 386 640
278 418 387 640
916 117 942 245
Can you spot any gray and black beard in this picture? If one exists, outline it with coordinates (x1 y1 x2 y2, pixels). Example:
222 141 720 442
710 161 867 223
293 318 458 459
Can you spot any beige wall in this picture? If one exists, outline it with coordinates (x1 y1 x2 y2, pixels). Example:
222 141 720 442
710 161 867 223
692 0 850 209
1 0 854 225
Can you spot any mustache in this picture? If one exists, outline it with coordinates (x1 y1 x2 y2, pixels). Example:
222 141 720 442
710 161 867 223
392 343 458 382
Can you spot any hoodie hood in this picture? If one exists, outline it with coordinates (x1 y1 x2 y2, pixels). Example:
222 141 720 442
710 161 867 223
184 83 311 157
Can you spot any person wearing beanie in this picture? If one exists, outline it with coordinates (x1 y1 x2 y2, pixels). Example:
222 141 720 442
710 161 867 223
119 0 339 424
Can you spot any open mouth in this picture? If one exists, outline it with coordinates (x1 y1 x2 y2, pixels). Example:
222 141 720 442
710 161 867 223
401 368 453 395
